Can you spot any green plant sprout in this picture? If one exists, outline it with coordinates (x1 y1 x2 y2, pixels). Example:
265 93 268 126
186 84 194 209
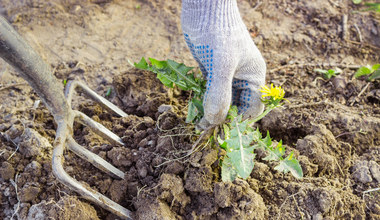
354 64 380 81
353 0 380 13
134 58 303 182
105 87 112 97
314 68 342 79
134 57 206 123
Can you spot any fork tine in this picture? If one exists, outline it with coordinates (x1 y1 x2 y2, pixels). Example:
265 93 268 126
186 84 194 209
65 80 127 117
74 110 124 146
53 129 133 219
67 137 125 179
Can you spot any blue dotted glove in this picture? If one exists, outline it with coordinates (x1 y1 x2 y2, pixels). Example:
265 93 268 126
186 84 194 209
182 0 266 127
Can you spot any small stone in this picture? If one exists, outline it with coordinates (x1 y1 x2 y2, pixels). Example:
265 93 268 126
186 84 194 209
369 161 380 182
352 161 372 184
155 136 172 153
0 161 15 180
332 76 346 94
19 128 52 158
157 104 172 113
138 166 148 178
24 161 42 177
313 213 323 220
20 183 41 202
137 137 149 149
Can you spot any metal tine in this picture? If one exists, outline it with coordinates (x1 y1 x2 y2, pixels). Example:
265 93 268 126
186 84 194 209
53 130 133 219
67 137 125 179
74 110 124 146
65 80 128 117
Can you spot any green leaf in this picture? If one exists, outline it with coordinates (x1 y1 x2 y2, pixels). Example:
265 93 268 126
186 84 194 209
217 136 228 150
263 140 285 161
167 60 200 92
274 152 303 179
221 157 238 182
134 57 149 69
251 129 262 142
314 68 327 74
191 98 204 115
371 64 380 71
353 0 362 4
106 87 112 97
133 57 206 123
186 101 198 123
227 106 238 120
355 66 372 78
227 147 255 179
223 124 230 140
368 70 380 81
363 3 380 12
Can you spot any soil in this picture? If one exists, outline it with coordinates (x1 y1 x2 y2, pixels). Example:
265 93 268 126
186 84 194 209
0 0 379 219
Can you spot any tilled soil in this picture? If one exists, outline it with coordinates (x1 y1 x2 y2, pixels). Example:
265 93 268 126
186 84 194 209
0 0 379 219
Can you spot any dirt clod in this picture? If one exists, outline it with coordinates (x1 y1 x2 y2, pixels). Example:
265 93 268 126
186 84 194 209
0 161 15 180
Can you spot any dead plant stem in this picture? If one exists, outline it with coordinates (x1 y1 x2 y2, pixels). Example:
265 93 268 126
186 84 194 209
10 173 20 220
0 83 28 92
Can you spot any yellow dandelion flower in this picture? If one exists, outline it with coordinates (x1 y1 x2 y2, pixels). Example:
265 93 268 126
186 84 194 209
260 84 285 100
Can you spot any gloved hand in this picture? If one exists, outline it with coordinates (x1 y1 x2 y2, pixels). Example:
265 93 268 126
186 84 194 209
181 0 266 128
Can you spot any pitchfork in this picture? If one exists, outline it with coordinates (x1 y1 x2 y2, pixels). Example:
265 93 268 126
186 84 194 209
0 16 133 219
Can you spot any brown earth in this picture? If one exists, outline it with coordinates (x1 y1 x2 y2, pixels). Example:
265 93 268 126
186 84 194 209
0 0 379 219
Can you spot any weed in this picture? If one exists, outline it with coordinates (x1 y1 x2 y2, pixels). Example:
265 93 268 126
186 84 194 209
134 58 303 182
314 68 342 79
134 57 206 123
354 64 380 81
105 87 112 97
218 85 302 182
353 0 380 13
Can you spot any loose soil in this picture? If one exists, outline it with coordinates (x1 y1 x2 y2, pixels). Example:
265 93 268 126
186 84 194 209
0 0 379 219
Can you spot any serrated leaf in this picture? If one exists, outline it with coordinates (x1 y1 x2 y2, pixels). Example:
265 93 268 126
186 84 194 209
227 147 255 179
186 101 198 123
274 152 303 179
263 140 285 161
134 57 149 69
156 73 175 88
221 157 238 182
258 131 272 149
251 129 262 142
368 70 380 81
355 66 372 78
167 59 200 93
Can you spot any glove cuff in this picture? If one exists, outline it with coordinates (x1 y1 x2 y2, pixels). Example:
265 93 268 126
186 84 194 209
181 0 246 33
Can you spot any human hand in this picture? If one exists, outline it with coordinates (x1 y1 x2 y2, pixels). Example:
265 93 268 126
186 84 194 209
181 0 266 128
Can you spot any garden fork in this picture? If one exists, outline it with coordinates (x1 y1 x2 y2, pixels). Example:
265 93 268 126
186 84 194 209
0 16 133 219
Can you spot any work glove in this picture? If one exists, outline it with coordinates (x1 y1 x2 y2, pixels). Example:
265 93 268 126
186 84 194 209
181 0 266 128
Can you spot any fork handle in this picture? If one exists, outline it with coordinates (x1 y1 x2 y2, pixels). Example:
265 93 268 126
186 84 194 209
0 15 69 121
